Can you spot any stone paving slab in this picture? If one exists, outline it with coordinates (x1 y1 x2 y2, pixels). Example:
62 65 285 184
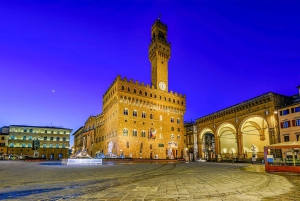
0 161 298 200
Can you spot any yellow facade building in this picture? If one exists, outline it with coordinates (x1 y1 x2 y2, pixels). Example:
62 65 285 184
6 125 72 160
75 18 186 159
278 87 300 142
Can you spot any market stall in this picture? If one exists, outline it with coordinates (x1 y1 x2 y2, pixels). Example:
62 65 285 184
264 141 300 173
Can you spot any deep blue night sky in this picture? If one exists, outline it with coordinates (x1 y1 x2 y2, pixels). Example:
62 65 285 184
1 1 300 146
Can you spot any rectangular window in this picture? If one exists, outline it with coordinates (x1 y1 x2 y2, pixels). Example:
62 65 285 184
296 119 300 126
283 121 290 128
45 130 47 133
295 107 300 113
1 137 4 140
297 135 300 141
44 137 47 140
284 135 290 142
282 109 289 115
142 112 146 118
0 143 5 147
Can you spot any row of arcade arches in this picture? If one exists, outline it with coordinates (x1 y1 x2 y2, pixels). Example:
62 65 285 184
199 115 270 160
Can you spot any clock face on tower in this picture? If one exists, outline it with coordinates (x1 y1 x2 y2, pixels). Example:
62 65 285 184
159 82 166 91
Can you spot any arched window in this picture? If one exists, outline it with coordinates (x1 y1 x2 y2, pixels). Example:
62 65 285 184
177 118 180 124
139 90 142 95
62 144 66 148
134 89 136 93
23 136 26 140
29 136 32 140
150 114 153 119
171 127 174 131
124 108 128 115
50 137 53 141
126 142 129 148
50 144 53 148
56 144 59 148
177 135 181 140
28 143 32 147
43 144 46 148
63 137 66 141
177 128 180 132
128 87 130 92
121 86 124 90
142 111 146 118
150 144 152 149
22 143 26 147
145 92 147 96
171 134 174 140
56 137 60 141
10 143 14 147
132 130 137 137
171 117 174 123
141 130 146 137
133 110 137 117
123 129 128 136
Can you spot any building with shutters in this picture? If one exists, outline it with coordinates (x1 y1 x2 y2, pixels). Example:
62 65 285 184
3 125 72 160
74 18 186 159
278 86 300 143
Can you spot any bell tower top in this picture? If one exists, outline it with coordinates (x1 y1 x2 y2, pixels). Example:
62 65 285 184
149 17 171 92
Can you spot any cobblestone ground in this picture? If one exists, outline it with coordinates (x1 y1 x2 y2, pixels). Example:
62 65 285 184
0 161 299 200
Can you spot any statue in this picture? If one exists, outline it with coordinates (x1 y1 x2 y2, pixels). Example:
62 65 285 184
70 137 91 158
251 144 257 155
95 151 106 159
107 141 114 157
168 147 173 159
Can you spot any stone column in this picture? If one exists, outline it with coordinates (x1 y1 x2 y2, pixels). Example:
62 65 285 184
214 135 219 155
198 139 202 159
237 131 244 159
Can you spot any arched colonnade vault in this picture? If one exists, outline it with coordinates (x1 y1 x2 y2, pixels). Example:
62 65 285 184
198 115 276 160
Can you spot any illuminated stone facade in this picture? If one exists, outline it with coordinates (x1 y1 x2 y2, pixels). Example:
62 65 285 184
72 126 84 153
6 125 72 160
195 93 293 160
76 19 186 159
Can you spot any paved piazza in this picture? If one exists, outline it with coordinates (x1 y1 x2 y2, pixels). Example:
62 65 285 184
0 161 299 201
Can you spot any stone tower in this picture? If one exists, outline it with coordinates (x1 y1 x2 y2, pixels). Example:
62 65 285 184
149 18 171 92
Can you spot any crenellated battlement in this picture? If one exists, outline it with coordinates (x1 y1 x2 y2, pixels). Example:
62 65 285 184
152 19 167 30
116 75 185 98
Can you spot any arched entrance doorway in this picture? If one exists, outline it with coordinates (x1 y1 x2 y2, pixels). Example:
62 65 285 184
202 133 215 161
217 123 237 160
240 116 269 159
